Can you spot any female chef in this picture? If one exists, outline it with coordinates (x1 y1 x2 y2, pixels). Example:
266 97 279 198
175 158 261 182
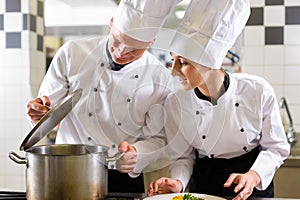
146 0 290 200
147 52 290 200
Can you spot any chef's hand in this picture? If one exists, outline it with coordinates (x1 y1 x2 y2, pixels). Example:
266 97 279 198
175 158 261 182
27 96 51 124
116 141 137 173
223 170 261 200
147 177 183 197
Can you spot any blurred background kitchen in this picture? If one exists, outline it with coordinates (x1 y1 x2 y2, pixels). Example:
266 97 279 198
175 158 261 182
0 0 300 197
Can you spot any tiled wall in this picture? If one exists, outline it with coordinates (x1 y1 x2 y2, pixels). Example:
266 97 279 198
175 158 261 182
243 0 300 132
0 0 45 190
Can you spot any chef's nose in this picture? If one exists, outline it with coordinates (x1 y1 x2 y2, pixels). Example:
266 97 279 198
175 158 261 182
118 45 132 56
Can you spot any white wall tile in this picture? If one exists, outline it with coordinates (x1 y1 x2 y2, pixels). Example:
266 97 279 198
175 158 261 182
264 6 285 26
243 46 264 65
5 70 27 87
2 175 26 191
29 0 37 15
285 0 300 6
285 65 300 85
21 31 30 50
285 85 300 104
30 51 45 69
264 46 284 65
289 105 300 129
250 0 264 7
285 26 300 45
37 18 44 36
30 67 45 86
2 102 24 121
284 46 300 65
273 85 284 102
4 150 25 176
295 125 300 132
2 49 23 67
242 65 264 77
0 0 4 13
22 50 30 66
263 65 284 85
4 13 23 32
21 0 29 13
29 32 37 50
244 26 264 45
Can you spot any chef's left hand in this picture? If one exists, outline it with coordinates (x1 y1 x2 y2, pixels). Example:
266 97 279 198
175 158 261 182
223 170 261 200
116 141 137 173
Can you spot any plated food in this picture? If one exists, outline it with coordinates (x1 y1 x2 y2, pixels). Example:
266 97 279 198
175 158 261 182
172 193 205 200
144 193 226 200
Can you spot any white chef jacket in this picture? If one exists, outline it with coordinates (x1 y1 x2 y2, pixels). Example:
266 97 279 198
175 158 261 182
38 36 174 172
164 73 290 191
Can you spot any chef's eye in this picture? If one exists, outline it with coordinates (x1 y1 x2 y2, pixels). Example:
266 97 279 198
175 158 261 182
180 61 188 66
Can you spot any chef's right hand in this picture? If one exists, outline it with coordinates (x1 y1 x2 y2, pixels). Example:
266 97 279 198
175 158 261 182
27 96 51 124
116 141 137 173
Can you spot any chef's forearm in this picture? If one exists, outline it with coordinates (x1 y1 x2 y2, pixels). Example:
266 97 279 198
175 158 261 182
169 158 194 191
132 137 167 173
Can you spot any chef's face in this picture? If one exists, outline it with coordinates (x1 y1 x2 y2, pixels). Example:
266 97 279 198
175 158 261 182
108 21 152 65
170 52 207 90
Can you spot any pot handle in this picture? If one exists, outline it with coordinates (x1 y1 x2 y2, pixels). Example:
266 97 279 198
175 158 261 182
106 151 125 162
8 152 27 164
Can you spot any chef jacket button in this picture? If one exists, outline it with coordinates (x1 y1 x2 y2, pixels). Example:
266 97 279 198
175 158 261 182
240 128 244 132
196 110 200 115
88 113 93 117
117 122 122 126
210 154 214 158
112 144 116 148
87 137 92 141
243 146 248 152
110 164 115 169
93 88 98 92
127 98 131 102
202 135 206 139
100 63 104 67
235 102 239 107
134 75 139 78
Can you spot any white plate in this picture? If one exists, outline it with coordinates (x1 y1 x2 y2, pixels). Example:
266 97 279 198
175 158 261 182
144 193 226 200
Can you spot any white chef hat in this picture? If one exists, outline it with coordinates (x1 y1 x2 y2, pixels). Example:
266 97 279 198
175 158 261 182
153 0 250 69
114 0 250 68
113 0 181 42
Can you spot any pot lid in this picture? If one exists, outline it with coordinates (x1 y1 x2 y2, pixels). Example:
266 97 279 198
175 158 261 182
20 88 83 151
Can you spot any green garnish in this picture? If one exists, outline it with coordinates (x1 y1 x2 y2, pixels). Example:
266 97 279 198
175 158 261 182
183 193 205 200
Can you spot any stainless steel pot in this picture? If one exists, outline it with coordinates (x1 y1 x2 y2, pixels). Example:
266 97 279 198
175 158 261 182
9 144 122 200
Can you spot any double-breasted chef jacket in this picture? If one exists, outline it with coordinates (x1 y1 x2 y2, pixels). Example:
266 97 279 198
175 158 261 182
38 36 174 172
164 73 290 191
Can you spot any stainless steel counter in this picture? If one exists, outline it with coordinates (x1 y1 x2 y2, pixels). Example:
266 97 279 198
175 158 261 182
284 133 300 167
274 133 300 198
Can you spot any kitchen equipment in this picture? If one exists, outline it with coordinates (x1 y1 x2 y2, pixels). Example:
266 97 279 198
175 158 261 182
0 191 27 199
9 144 122 200
0 191 145 200
20 88 83 151
8 88 123 200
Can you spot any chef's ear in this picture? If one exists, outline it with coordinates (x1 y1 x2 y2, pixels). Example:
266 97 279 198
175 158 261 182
110 18 114 28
